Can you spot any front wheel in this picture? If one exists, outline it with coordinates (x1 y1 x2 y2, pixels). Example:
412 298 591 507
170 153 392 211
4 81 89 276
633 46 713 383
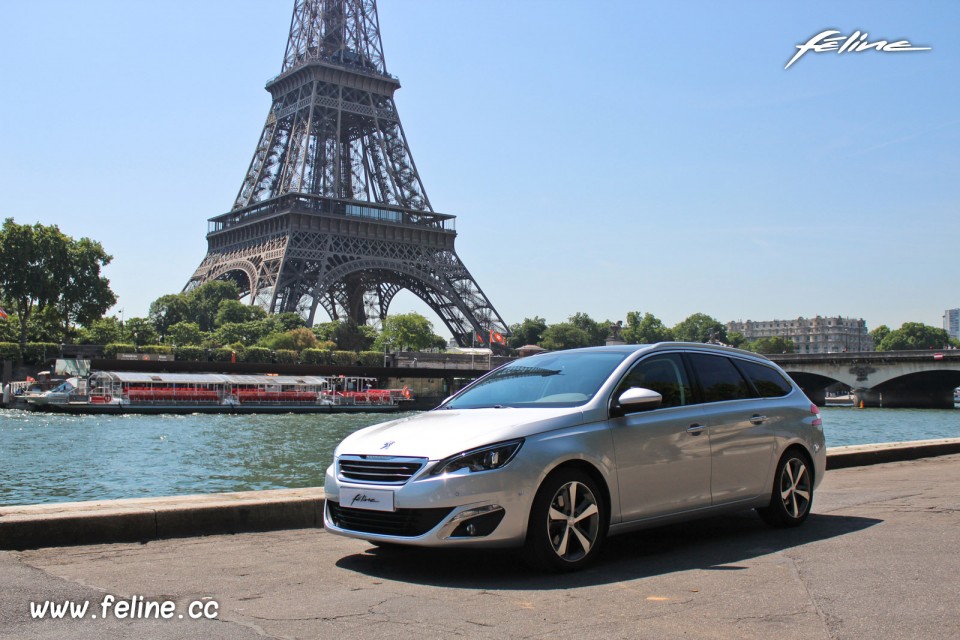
524 470 606 572
758 450 813 527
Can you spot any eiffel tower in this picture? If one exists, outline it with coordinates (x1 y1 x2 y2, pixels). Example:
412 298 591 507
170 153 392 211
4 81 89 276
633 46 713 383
185 0 508 347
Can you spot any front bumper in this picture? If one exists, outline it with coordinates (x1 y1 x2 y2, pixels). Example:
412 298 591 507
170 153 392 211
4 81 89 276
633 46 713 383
322 461 536 549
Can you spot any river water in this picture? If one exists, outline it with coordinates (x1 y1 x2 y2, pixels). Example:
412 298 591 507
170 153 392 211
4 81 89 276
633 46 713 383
1 406 958 506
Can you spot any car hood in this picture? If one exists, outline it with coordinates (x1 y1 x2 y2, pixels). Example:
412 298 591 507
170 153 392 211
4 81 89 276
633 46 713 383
335 407 585 460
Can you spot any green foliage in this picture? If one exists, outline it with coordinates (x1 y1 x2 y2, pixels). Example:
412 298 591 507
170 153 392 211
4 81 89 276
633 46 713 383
358 351 383 367
0 218 116 356
174 346 206 362
727 331 747 348
0 342 22 361
260 327 318 351
0 316 16 342
273 312 307 332
877 322 954 351
139 345 173 355
211 320 274 347
186 281 241 332
241 347 273 363
274 349 298 364
124 317 159 346
77 317 123 345
870 325 891 348
22 342 60 365
568 312 609 346
332 350 360 366
313 320 377 351
149 294 191 339
215 299 266 327
742 336 795 354
165 321 206 346
376 313 438 351
210 347 239 362
507 316 547 348
540 323 591 351
104 343 136 358
622 311 673 344
301 348 333 365
672 313 727 343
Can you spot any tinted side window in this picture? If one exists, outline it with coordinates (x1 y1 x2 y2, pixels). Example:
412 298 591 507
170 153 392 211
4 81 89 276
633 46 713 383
615 353 691 408
687 353 753 402
736 359 794 398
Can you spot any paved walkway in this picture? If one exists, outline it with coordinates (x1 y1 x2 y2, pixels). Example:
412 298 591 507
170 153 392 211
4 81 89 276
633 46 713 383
3 453 959 639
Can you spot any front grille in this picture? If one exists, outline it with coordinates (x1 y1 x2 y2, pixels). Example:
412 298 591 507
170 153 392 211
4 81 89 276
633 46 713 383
338 455 426 485
327 501 453 537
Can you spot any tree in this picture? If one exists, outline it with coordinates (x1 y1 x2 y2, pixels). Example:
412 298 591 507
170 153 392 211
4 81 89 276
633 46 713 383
877 322 954 351
261 327 318 351
744 336 795 354
185 281 240 332
870 325 890 349
540 323 591 351
508 316 548 348
312 320 377 351
124 317 159 346
77 317 124 345
376 313 438 351
622 311 673 344
0 218 116 356
672 313 727 344
215 299 266 327
568 312 609 346
166 321 206 346
149 293 191 340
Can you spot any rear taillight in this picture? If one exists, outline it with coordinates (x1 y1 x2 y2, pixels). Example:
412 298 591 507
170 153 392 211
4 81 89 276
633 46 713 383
810 403 822 427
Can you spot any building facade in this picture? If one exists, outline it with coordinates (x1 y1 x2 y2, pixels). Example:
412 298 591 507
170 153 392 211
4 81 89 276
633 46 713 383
727 316 873 354
945 309 960 341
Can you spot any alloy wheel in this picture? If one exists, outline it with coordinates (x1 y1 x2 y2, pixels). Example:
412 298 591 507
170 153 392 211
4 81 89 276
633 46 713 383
546 480 601 562
779 457 811 519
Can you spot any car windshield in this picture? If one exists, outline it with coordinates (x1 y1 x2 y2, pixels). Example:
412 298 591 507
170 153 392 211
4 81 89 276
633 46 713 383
445 351 629 409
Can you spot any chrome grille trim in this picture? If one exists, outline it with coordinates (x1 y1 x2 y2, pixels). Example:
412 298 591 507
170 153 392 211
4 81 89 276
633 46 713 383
337 455 427 485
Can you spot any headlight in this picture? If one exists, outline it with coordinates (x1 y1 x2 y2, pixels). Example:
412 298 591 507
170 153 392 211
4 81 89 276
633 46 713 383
430 440 523 476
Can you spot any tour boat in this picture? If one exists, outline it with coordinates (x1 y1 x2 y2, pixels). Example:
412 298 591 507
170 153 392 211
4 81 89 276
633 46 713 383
16 371 412 414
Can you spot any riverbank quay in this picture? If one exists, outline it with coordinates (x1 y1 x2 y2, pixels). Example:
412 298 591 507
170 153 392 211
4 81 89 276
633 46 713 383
2 438 959 551
3 453 959 640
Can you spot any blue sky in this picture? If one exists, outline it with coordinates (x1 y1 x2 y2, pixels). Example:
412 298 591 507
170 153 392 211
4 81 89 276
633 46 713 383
1 1 956 337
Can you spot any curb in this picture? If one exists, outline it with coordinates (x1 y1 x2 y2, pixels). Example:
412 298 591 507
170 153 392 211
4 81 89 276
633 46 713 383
3 439 960 551
825 437 960 470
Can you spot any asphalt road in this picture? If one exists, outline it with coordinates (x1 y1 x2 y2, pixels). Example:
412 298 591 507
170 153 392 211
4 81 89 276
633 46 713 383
3 454 959 640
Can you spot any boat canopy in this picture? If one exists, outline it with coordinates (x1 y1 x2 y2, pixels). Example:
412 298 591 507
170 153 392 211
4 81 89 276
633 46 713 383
89 372 331 386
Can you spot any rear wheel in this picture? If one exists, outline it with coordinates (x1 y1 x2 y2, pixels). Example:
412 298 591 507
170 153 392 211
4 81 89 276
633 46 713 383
524 470 606 572
758 450 813 527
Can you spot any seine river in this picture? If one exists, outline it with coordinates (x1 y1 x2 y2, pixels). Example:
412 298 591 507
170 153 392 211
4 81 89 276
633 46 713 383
1 407 958 506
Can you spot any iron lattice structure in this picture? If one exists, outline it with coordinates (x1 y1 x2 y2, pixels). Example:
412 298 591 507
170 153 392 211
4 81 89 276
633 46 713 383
186 0 508 347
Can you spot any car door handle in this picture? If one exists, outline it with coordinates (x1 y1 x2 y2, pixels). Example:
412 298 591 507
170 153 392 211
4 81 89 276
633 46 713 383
750 414 767 425
686 424 705 435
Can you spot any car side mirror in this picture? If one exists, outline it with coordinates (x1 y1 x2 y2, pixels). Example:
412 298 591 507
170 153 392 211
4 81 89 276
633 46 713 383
616 387 663 414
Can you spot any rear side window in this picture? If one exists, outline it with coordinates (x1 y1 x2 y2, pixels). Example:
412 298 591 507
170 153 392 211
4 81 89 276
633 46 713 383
736 359 794 398
686 353 753 403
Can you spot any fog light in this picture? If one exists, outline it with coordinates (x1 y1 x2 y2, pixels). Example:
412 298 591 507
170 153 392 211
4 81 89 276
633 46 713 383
438 505 506 539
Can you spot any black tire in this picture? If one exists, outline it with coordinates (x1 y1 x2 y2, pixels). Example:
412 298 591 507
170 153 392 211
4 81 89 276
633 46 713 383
524 469 607 572
758 450 814 528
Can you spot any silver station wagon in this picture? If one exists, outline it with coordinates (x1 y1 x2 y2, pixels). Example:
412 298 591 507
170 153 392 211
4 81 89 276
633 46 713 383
324 343 826 571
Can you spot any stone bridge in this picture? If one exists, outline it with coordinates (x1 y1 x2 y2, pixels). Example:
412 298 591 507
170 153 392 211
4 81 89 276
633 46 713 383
770 350 960 409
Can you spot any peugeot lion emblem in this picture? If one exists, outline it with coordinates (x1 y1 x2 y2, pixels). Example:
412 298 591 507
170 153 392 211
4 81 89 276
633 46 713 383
381 441 396 450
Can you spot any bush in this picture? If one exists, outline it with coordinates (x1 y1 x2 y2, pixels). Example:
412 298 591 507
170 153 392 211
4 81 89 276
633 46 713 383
210 347 238 362
23 342 61 365
0 342 21 362
274 349 298 364
174 346 206 361
301 348 333 365
357 351 383 367
242 347 273 364
104 343 137 358
139 345 173 355
332 350 359 366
